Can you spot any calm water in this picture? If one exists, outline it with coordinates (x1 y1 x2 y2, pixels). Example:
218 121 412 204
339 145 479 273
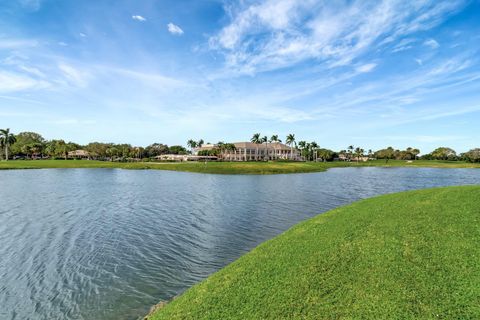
1 167 480 320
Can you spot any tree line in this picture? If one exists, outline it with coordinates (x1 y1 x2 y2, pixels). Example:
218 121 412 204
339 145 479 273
1 128 479 163
0 129 187 161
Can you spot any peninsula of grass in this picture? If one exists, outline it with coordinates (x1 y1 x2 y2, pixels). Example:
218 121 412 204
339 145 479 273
0 159 479 174
147 185 480 319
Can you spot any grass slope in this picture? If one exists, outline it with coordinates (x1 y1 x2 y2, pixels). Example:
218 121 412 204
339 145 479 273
0 159 479 174
148 186 480 319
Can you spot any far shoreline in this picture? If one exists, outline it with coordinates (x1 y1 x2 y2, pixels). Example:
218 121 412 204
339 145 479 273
1 159 480 175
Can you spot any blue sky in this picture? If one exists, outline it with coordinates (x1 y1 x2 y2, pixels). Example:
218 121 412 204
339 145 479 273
1 0 479 153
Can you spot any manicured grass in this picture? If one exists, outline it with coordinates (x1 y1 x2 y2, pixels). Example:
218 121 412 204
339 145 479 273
147 186 480 319
0 159 479 174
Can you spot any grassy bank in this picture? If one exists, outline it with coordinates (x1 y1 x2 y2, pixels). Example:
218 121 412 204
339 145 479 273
148 186 480 319
0 159 479 174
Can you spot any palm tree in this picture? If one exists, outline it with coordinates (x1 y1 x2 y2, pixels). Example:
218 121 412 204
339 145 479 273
269 135 280 160
354 147 364 163
310 141 319 162
224 143 236 161
187 139 197 154
298 141 307 161
250 133 261 161
197 139 204 148
348 145 354 161
0 128 16 161
286 134 296 160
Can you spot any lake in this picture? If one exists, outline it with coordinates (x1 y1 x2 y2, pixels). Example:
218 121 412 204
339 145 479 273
1 167 480 320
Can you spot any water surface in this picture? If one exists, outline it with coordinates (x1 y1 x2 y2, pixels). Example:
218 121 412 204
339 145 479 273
1 167 479 319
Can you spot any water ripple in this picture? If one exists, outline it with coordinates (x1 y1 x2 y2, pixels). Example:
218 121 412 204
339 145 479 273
0 168 480 319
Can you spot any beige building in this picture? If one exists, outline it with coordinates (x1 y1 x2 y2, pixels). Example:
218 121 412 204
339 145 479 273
195 142 301 161
68 150 91 159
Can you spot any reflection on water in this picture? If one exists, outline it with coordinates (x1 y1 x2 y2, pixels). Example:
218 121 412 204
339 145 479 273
0 167 479 319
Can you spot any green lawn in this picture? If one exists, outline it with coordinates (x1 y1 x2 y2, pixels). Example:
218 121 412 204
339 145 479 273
0 159 479 174
147 186 480 319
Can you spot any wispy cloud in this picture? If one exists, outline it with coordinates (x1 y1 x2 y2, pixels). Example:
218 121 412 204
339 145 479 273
167 23 184 35
0 71 49 93
356 63 377 73
424 38 439 49
58 63 90 87
392 38 417 52
209 0 466 75
132 15 146 22
0 38 38 49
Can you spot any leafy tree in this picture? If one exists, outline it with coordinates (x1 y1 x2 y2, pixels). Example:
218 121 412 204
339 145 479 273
85 142 110 158
317 148 336 162
429 147 457 161
461 149 480 163
374 147 395 163
168 145 187 155
10 132 45 156
145 143 169 157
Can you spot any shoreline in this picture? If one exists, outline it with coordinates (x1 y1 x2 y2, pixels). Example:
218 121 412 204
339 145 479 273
146 185 480 319
1 159 480 175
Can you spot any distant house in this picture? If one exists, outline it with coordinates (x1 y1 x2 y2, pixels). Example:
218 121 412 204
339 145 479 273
68 150 91 159
194 141 301 161
336 153 370 162
154 154 218 162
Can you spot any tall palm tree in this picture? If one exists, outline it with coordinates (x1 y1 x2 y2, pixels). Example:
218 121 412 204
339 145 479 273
348 145 354 161
197 139 204 148
310 141 319 162
250 133 261 161
0 128 16 161
286 134 296 160
298 141 307 161
269 135 280 160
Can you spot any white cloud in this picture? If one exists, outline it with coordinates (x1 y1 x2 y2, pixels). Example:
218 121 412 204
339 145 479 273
391 38 417 52
132 15 146 22
167 23 184 35
356 63 377 73
210 0 465 74
424 39 439 49
0 39 38 49
58 63 89 87
58 42 68 46
79 33 87 37
18 65 45 77
0 71 49 93
415 58 423 66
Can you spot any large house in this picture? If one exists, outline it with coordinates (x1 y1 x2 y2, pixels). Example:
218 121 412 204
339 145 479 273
195 142 301 161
